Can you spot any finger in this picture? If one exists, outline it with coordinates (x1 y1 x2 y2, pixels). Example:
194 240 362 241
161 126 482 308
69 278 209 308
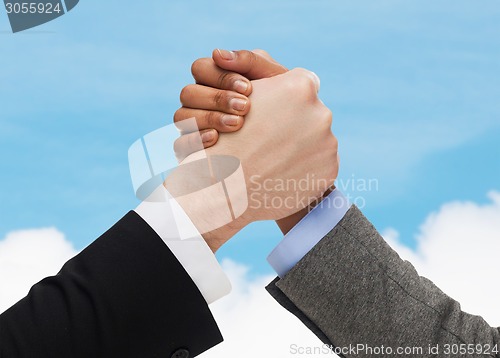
174 129 218 162
180 84 250 116
191 58 253 95
174 107 244 133
212 49 288 80
251 49 280 64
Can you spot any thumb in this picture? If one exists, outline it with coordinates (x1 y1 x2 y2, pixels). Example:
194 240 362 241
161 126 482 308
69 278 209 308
212 49 288 80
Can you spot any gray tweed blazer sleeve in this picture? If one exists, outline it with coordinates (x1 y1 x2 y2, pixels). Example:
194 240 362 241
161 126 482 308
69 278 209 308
266 206 500 358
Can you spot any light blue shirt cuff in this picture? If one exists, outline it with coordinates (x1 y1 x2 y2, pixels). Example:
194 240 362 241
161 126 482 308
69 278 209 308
267 189 351 278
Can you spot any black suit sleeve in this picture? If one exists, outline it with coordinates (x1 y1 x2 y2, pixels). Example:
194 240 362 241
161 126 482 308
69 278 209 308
0 211 223 358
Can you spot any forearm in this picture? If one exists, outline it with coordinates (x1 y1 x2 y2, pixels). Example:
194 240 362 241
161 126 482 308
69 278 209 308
0 212 222 358
269 206 500 357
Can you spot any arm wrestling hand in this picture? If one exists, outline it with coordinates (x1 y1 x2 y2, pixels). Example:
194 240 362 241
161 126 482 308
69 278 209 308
175 49 337 235
173 49 288 160
166 68 338 251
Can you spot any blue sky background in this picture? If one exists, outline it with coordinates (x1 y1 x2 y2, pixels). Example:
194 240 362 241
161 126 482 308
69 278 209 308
1 0 499 276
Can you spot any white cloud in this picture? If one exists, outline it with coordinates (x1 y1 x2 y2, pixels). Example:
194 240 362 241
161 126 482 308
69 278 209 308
0 228 77 313
1 193 499 357
203 260 331 358
383 190 500 327
206 191 500 357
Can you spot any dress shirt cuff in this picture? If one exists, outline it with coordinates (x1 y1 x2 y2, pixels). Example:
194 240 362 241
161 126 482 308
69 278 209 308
267 189 351 278
134 186 231 305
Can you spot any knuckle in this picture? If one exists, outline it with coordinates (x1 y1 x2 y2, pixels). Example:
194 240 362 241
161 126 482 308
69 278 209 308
191 58 210 77
289 67 309 78
180 85 195 104
290 67 304 74
293 70 318 99
252 49 269 57
175 132 204 160
239 50 257 72
188 132 199 149
206 110 219 127
217 71 232 90
173 137 186 157
249 51 258 66
213 90 227 108
321 106 333 128
174 112 197 133
173 109 183 124
290 68 320 97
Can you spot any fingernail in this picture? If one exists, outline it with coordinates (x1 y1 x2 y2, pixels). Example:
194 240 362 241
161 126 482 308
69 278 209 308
201 130 215 143
230 98 247 111
222 115 241 127
217 49 236 60
234 80 249 93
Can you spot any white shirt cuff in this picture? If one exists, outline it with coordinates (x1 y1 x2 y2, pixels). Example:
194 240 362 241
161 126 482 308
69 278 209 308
134 186 231 304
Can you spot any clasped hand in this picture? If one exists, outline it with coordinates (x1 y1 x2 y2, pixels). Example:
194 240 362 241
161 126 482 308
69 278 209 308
165 49 339 252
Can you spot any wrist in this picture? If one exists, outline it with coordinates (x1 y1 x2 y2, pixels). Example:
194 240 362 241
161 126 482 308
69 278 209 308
276 186 336 235
164 155 250 252
202 214 250 252
276 207 309 235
